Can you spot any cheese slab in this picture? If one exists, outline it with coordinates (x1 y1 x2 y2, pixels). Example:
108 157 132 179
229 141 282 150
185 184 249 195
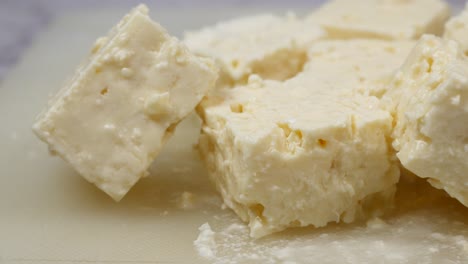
444 3 468 56
184 14 323 85
390 35 468 207
33 5 218 201
198 74 400 238
307 0 450 40
302 39 416 97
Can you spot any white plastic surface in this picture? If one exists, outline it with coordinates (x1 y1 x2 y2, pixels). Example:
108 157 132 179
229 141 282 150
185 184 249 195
0 6 467 264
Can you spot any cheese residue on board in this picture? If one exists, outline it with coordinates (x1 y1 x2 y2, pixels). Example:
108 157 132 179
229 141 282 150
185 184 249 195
194 223 217 260
192 193 468 264
191 173 468 263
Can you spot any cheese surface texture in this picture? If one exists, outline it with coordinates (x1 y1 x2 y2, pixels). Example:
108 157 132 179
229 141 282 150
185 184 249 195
198 70 400 237
33 5 217 201
307 0 450 40
390 35 468 207
184 14 323 85
303 40 415 97
444 3 468 56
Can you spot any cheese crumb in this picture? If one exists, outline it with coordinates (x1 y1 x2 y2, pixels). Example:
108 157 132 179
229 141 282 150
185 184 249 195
194 223 217 260
366 217 388 229
121 67 133 78
156 61 169 70
144 92 172 118
91 37 108 54
177 191 195 209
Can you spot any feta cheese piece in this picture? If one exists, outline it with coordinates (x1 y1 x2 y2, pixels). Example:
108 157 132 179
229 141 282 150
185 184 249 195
307 0 450 40
184 14 323 85
33 5 217 201
198 75 400 238
389 35 468 207
444 3 468 56
303 39 416 97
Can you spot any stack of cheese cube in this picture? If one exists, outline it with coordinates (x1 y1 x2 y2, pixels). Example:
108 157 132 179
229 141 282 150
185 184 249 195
33 0 468 238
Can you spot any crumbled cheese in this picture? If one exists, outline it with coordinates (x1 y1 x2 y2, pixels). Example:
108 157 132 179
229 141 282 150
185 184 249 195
194 223 217 260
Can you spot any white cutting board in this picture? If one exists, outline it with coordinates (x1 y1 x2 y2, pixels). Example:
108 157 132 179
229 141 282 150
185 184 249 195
1 5 467 264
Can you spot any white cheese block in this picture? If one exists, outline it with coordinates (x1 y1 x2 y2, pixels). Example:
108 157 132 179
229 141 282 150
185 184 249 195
33 5 218 201
198 73 400 238
444 3 468 56
307 0 450 40
389 35 468 207
302 40 416 97
183 14 324 85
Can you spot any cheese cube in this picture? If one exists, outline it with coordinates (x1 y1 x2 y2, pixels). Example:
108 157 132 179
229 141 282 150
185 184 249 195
444 3 468 56
303 40 416 97
390 35 468 207
198 73 400 237
184 14 323 85
307 0 450 40
33 5 217 201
